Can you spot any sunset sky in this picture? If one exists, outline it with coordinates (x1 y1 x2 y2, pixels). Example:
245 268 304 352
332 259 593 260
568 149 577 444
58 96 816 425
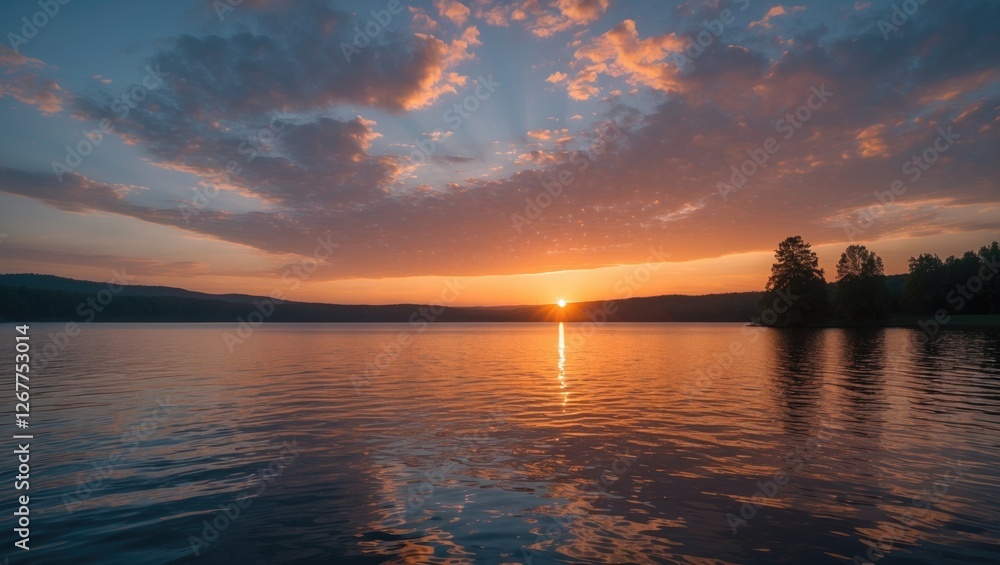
1 0 998 306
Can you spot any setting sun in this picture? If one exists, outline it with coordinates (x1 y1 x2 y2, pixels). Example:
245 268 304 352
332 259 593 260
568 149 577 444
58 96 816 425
557 299 567 308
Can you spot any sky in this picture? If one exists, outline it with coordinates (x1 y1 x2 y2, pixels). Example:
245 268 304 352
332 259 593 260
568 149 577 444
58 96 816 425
0 0 998 306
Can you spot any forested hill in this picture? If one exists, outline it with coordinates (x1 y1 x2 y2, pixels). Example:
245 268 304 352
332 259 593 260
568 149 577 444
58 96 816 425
0 274 768 323
0 273 264 303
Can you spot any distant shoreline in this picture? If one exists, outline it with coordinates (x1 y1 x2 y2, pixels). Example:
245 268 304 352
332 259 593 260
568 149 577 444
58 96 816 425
2 274 998 329
8 317 999 329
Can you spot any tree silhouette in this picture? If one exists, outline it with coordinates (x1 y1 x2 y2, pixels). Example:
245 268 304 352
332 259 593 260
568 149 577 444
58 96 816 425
901 253 943 315
980 241 1000 314
762 236 829 325
834 245 888 322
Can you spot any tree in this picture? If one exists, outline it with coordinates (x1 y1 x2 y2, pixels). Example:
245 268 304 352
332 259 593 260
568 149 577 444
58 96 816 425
979 241 1000 314
834 245 888 322
761 236 829 326
901 253 943 315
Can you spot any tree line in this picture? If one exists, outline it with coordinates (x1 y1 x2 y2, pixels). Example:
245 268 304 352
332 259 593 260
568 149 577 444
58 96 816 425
759 236 1000 326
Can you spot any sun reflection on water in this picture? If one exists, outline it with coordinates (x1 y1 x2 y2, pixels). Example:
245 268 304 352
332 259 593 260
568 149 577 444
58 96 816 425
558 322 567 407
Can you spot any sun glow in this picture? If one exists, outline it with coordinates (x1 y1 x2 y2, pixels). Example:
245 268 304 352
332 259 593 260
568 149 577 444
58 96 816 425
557 299 567 308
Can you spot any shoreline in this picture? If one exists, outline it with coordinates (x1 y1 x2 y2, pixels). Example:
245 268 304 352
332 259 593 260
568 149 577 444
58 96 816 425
6 316 999 328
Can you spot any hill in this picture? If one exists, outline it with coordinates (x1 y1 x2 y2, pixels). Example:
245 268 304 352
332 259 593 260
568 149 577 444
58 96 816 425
0 274 763 323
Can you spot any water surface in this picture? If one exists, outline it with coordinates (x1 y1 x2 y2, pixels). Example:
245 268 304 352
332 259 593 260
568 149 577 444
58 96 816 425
4 323 1000 564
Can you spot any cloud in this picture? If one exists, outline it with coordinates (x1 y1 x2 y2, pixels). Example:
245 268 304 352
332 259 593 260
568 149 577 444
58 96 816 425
528 0 609 36
567 20 686 100
0 246 216 278
424 130 454 142
555 0 609 24
139 3 477 115
434 0 471 26
2 1 1000 282
0 46 66 114
749 5 806 29
546 71 568 83
654 201 706 223
854 123 891 158
409 8 439 32
515 149 564 165
0 47 42 67
433 154 478 164
477 3 510 26
527 128 569 141
484 0 609 37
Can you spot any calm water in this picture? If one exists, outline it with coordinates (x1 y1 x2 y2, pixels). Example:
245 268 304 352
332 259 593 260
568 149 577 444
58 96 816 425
3 323 1000 564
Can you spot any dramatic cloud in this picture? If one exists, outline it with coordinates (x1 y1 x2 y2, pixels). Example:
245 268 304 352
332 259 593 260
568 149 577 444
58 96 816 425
477 0 608 37
567 20 686 100
142 4 476 115
1 1 999 286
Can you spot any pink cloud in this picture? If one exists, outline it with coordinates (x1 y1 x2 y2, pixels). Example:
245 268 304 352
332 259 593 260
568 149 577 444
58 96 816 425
0 46 66 114
526 128 569 141
487 0 609 37
409 8 439 32
546 71 568 83
566 20 686 100
434 0 471 26
555 0 609 24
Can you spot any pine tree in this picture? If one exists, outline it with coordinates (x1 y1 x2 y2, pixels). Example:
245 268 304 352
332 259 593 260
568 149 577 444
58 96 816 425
761 236 829 326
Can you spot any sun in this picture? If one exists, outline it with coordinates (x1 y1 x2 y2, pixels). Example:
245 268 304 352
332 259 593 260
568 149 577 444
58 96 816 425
557 299 567 308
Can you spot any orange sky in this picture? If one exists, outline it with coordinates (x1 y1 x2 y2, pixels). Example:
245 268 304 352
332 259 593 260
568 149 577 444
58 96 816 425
2 193 994 305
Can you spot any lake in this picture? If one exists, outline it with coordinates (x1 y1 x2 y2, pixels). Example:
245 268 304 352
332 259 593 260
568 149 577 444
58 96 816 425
5 323 1000 564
